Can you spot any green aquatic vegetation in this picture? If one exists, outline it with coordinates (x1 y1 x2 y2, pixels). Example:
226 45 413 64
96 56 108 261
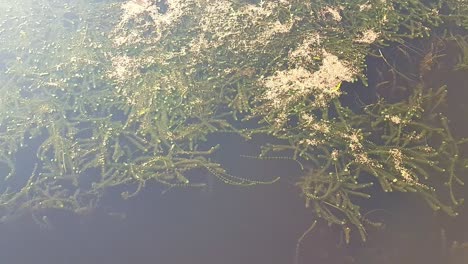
451 35 468 71
0 0 466 254
441 0 468 28
254 82 466 242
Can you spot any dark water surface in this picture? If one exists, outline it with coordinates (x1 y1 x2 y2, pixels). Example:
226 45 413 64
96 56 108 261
0 125 467 264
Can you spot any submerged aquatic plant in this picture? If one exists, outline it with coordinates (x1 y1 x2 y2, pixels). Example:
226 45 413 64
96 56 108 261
0 0 466 259
254 71 465 234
